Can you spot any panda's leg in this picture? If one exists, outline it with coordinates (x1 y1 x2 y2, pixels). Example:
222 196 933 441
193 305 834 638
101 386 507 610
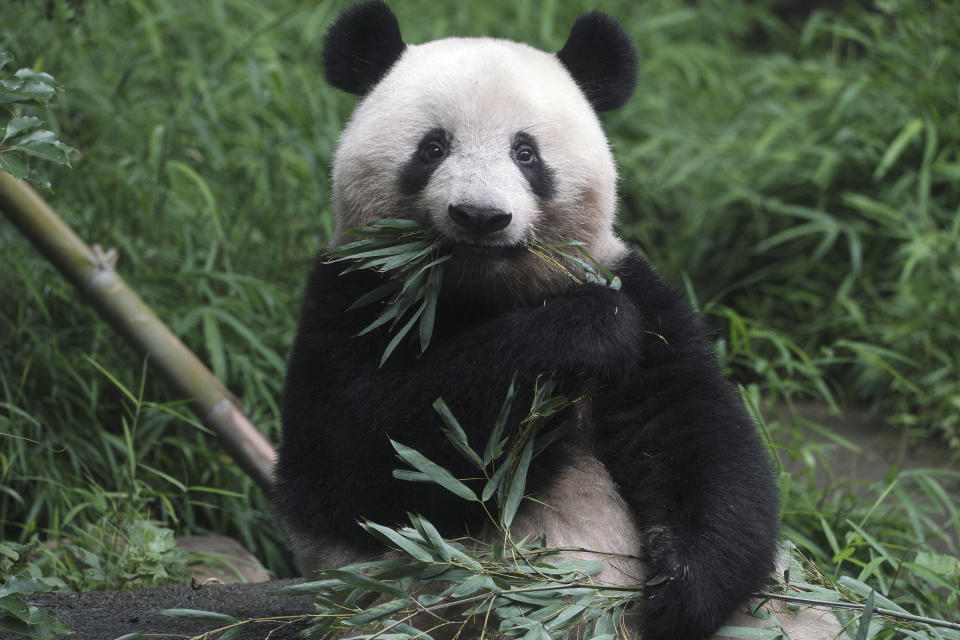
283 526 379 580
510 453 846 640
507 449 646 637
511 450 646 585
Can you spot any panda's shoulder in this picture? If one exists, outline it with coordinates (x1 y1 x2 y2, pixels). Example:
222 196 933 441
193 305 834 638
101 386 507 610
613 251 687 312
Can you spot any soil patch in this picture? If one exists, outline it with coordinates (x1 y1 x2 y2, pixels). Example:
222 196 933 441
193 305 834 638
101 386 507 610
23 579 313 639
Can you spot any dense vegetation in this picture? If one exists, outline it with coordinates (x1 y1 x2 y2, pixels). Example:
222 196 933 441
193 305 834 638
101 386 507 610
1 0 957 635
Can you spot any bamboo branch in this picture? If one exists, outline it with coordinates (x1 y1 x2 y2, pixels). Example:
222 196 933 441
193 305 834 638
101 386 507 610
757 592 960 631
0 171 276 491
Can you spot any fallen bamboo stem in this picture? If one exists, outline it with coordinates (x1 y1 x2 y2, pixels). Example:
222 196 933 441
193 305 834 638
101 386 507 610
0 171 276 491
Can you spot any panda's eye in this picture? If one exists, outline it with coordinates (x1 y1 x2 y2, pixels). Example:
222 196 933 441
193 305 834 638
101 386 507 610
422 140 446 161
515 146 536 164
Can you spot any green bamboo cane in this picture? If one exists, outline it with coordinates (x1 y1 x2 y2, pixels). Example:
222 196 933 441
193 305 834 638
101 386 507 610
0 171 276 491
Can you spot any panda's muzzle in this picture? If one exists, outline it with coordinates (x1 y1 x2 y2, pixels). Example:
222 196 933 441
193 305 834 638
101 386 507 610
448 204 512 236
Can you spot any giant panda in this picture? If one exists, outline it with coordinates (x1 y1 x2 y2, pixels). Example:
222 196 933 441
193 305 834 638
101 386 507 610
275 3 804 639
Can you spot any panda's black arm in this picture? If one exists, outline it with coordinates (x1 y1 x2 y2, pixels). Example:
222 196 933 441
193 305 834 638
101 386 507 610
275 256 644 541
594 254 780 640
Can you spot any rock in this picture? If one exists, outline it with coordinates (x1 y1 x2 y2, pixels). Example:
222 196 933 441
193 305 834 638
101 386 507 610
176 535 272 584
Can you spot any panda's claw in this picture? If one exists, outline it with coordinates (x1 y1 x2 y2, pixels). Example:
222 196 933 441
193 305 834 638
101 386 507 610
644 572 671 587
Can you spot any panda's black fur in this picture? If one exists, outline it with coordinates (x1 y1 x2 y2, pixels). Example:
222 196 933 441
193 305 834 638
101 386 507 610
274 4 780 640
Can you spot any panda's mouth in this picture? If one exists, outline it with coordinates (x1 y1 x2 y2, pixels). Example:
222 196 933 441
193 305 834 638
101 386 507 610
448 242 526 258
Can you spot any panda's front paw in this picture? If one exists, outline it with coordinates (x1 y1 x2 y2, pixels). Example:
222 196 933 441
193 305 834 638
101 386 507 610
640 525 681 586
542 284 643 375
638 528 727 640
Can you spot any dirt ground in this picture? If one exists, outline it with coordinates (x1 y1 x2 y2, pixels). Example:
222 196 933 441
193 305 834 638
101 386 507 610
22 579 314 639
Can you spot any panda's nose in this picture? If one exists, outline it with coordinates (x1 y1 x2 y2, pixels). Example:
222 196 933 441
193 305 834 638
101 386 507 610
448 204 512 235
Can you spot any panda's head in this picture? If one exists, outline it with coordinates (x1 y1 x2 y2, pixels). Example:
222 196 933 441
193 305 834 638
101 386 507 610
325 1 638 303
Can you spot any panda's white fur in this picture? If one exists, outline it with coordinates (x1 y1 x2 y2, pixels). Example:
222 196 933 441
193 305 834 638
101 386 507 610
276 4 847 638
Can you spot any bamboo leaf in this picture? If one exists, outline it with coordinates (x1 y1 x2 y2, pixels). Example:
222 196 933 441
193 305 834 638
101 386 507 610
360 521 436 563
344 597 412 626
392 469 433 483
410 515 481 569
347 280 403 310
483 448 514 502
357 302 403 336
335 240 432 261
418 264 443 352
379 300 425 367
390 440 478 502
268 579 344 596
713 627 782 639
854 589 875 640
484 374 518 465
326 568 410 599
160 609 238 623
433 397 484 470
501 438 534 528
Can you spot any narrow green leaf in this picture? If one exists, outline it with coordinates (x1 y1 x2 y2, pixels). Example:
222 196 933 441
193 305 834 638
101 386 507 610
418 264 443 352
484 374 518 465
713 627 782 639
326 567 410 599
344 597 412 626
220 627 243 640
357 302 403 336
268 579 344 596
159 609 238 623
482 448 514 502
433 397 484 470
501 439 534 528
379 300 425 367
392 469 433 483
347 280 403 310
336 240 432 261
410 515 481 569
367 218 426 230
874 118 924 180
548 604 587 630
360 521 435 563
448 574 498 598
390 440 477 502
854 589 875 640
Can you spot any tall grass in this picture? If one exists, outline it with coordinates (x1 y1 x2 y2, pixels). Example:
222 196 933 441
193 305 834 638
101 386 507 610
0 0 957 612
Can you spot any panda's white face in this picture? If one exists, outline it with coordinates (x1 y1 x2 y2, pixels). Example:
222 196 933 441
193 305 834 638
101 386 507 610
330 37 627 297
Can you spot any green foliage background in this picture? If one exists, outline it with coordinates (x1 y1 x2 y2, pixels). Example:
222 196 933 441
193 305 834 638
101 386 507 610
0 0 958 620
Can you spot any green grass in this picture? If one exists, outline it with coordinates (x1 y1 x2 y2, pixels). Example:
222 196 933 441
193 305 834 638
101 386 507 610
0 0 958 629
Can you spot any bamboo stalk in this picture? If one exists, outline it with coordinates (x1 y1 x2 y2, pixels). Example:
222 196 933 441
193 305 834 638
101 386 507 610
0 171 276 491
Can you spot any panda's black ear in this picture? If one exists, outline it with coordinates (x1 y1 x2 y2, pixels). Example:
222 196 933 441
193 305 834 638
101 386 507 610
323 1 406 96
557 12 638 112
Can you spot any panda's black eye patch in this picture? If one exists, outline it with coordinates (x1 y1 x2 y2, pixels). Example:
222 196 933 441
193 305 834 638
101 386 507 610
399 128 450 196
512 132 555 200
